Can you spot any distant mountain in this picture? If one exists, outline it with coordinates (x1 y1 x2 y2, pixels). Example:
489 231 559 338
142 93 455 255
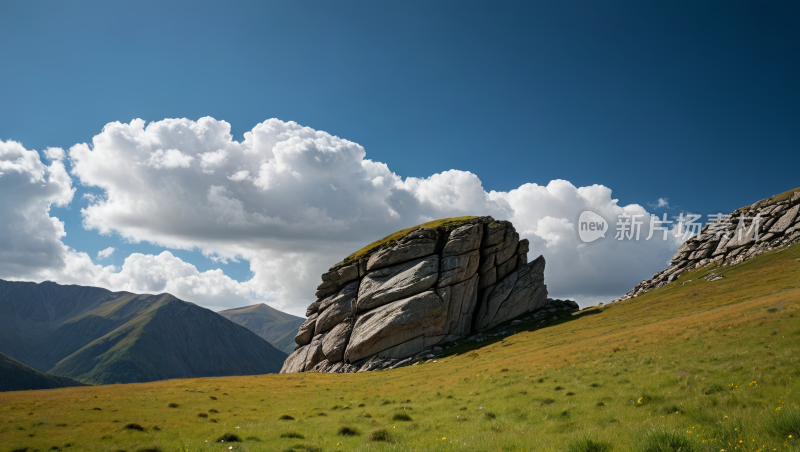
218 303 304 354
0 351 85 392
0 280 288 385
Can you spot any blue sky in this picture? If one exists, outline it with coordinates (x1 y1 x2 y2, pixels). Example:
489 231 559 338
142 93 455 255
1 1 798 313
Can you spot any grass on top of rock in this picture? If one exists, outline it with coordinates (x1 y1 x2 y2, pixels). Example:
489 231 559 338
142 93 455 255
330 216 479 270
2 243 800 451
733 185 800 213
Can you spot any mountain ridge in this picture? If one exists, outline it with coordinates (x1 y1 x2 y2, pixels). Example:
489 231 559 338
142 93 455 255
218 303 305 354
0 351 86 392
0 280 287 385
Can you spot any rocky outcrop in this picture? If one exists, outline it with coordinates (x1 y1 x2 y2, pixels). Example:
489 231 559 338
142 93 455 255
280 217 549 374
617 188 800 302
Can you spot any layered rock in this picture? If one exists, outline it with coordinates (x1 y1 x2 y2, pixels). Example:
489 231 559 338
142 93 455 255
617 189 800 302
280 217 548 373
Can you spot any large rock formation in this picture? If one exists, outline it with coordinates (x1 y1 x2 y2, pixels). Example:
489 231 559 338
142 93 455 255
281 217 548 373
618 189 800 301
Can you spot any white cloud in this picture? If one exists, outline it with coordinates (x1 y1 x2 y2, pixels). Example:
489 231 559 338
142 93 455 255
147 148 194 169
44 147 66 161
0 140 75 278
0 119 684 315
96 247 115 260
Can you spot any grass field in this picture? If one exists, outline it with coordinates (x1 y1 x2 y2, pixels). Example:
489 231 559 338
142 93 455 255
2 244 800 452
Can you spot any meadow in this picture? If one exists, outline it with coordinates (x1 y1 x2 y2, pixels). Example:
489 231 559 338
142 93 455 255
2 244 799 452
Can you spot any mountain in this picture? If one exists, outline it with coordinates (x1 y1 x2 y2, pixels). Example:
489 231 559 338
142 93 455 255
0 351 85 392
0 280 287 385
217 303 304 354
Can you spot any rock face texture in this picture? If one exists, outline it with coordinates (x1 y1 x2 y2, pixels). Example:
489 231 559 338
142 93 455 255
617 189 800 302
281 217 548 374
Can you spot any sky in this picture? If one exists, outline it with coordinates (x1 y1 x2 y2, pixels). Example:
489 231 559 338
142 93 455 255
1 1 798 315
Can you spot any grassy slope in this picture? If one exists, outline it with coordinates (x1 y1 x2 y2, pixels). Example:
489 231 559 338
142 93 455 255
331 216 479 270
218 304 305 355
2 245 799 451
0 352 85 392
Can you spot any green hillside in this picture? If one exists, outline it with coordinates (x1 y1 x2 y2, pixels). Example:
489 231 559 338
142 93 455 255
0 281 288 385
1 241 798 451
218 303 305 354
0 351 85 392
49 295 288 385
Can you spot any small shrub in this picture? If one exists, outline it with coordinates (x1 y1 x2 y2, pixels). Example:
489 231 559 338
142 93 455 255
209 409 218 413
597 402 605 407
152 426 161 431
358 403 366 407
641 429 696 452
318 412 327 416
209 419 218 423
370 428 393 442
766 406 800 437
124 423 144 431
217 433 242 442
485 412 497 419
392 412 412 421
136 448 162 452
92 407 102 411
501 368 509 372
537 378 545 383
568 438 613 452
338 426 360 436
280 432 305 439
50 446 61 450
381 400 393 405
279 414 295 420
197 413 208 418
566 392 576 396
541 398 556 406
460 406 467 411
590 383 600 387
167 403 179 408
282 446 322 452
209 396 217 400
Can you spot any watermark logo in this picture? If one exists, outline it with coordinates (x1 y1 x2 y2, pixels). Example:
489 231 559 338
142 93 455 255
577 210 608 243
574 211 762 244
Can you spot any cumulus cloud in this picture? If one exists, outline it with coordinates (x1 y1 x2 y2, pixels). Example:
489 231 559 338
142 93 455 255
96 247 115 260
0 118 684 315
0 140 75 278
